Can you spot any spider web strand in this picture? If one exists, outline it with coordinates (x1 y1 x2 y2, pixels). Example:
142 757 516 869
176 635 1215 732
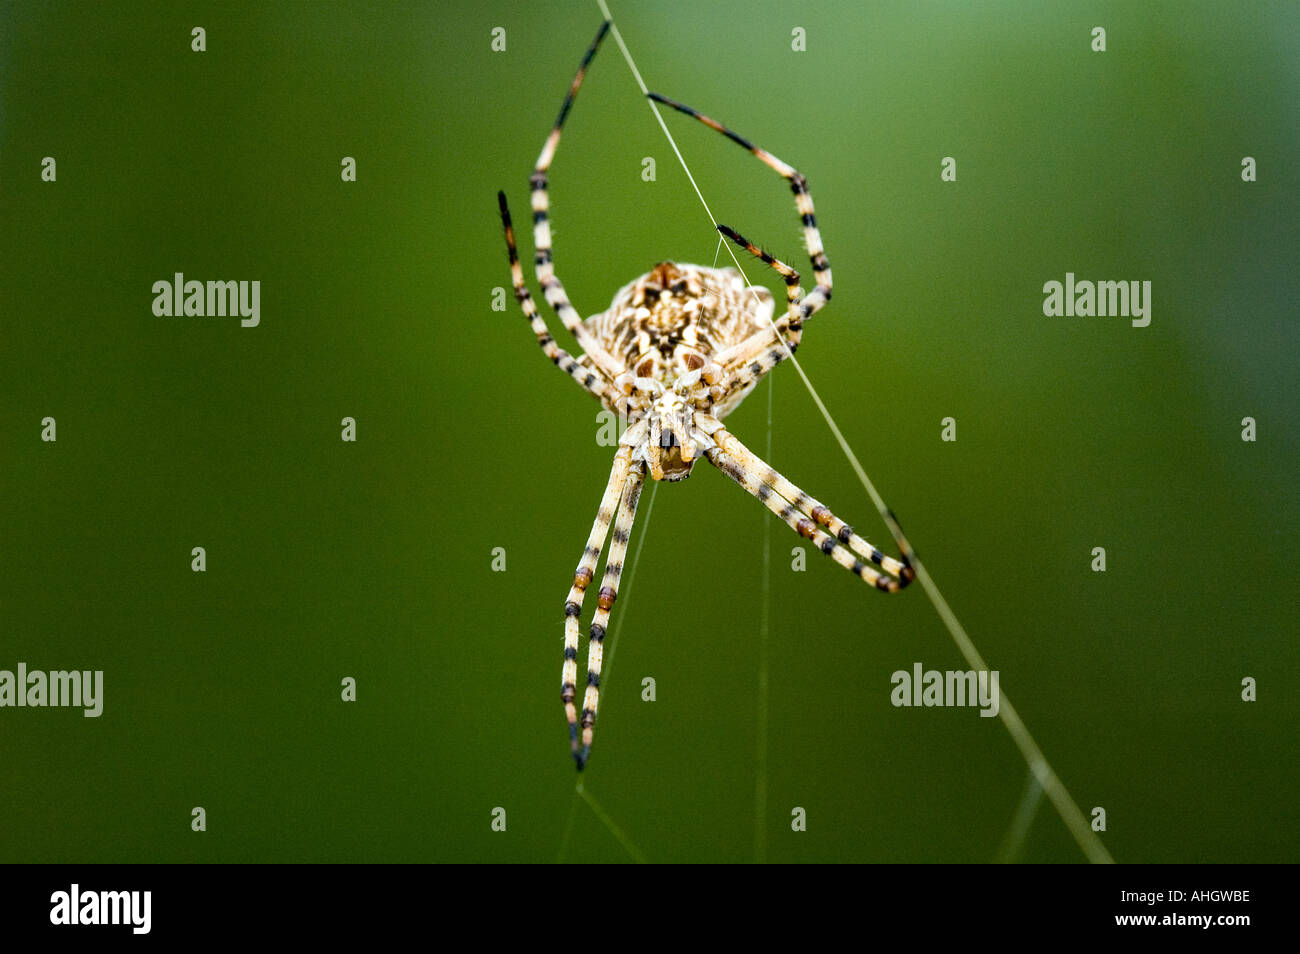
755 373 772 864
578 782 650 863
556 785 582 863
996 769 1046 864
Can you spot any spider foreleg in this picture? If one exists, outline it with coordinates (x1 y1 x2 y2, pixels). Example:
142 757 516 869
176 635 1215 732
649 92 833 321
716 224 803 329
497 191 610 403
529 21 625 382
705 227 808 403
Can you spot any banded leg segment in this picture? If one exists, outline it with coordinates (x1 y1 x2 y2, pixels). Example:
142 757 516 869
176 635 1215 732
577 460 646 770
563 447 632 759
708 226 805 398
498 191 609 402
648 92 833 328
706 429 914 592
530 20 625 382
716 429 913 581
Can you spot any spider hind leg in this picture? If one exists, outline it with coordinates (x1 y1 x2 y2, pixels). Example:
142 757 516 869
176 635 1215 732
577 460 644 770
560 447 647 771
562 448 632 764
705 425 915 591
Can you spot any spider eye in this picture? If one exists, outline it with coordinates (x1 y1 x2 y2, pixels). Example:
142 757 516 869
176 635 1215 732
670 280 687 295
643 286 661 304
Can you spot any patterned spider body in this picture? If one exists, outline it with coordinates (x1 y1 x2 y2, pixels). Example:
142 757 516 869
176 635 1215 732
583 263 775 480
497 21 915 770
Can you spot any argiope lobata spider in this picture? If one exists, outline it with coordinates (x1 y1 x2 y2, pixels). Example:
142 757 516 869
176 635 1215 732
497 20 916 771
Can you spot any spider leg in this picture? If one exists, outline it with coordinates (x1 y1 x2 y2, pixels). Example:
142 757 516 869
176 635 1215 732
577 459 645 770
706 226 805 399
704 425 915 592
562 446 633 764
648 92 833 326
530 20 625 383
498 191 609 402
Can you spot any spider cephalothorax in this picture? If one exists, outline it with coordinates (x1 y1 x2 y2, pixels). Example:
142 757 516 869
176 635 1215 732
496 20 915 770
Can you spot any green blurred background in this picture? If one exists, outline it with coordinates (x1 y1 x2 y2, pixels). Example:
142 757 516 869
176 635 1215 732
1 0 1295 863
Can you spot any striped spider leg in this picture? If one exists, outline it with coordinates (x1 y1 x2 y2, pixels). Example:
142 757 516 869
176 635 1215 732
496 21 914 770
648 91 917 588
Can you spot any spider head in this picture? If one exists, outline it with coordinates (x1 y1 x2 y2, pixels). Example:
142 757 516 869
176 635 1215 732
633 391 716 482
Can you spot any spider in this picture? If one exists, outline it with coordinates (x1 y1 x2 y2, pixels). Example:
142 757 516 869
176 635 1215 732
497 20 915 771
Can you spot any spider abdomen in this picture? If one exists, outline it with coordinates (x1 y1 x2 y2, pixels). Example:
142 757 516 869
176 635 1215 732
585 263 777 376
